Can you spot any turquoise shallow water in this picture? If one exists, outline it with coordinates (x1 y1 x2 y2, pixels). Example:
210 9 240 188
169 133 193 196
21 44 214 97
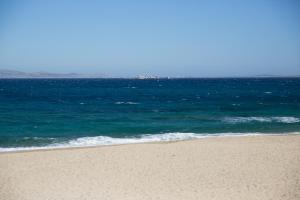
0 78 299 151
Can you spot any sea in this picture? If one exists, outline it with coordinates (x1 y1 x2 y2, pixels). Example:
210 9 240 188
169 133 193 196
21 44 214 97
0 78 299 152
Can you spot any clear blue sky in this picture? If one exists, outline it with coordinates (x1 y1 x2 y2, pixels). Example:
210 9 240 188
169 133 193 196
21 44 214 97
0 0 299 77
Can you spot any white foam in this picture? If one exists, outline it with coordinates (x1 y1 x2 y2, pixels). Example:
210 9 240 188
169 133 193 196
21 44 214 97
272 117 300 123
224 117 300 124
114 101 139 105
224 117 271 123
1 132 299 152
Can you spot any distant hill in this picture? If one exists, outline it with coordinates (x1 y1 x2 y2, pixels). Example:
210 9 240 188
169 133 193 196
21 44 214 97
0 69 105 78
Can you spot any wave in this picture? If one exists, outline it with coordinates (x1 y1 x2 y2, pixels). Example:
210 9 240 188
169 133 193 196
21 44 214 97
223 117 300 124
1 132 299 152
114 101 139 105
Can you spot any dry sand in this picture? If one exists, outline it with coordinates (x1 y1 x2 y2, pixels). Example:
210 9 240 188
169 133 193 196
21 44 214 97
0 135 300 200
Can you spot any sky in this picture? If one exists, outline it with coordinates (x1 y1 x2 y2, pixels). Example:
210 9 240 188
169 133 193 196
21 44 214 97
0 0 299 77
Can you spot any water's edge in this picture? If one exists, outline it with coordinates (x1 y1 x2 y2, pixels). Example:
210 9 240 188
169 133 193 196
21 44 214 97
1 132 299 153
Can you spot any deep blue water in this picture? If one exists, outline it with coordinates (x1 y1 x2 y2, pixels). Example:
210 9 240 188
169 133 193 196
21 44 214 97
0 78 300 150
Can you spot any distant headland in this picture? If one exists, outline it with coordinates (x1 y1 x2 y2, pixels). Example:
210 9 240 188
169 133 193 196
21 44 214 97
0 69 105 79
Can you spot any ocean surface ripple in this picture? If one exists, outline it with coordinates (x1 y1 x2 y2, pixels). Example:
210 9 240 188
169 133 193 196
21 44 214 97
0 78 299 150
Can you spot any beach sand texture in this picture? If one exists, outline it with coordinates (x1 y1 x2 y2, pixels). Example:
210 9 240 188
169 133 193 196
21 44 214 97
0 135 300 200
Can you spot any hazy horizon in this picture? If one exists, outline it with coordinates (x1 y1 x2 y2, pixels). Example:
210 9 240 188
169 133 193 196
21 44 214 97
1 68 300 78
0 0 300 77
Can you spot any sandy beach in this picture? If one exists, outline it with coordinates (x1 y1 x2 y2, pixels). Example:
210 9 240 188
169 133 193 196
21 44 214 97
0 135 300 200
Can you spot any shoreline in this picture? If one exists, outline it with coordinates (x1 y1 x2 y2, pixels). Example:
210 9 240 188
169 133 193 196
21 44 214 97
1 132 299 154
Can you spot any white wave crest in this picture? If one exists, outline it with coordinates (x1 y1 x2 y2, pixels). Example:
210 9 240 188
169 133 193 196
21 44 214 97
115 101 139 105
0 132 280 152
272 117 300 123
1 132 299 152
224 117 300 124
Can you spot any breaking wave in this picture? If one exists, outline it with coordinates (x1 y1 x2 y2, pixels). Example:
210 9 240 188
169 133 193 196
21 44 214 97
1 132 299 152
114 101 139 105
223 117 300 124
